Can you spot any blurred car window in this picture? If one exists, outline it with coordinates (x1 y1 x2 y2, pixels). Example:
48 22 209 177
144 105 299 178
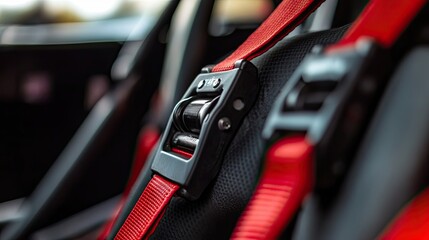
210 0 273 36
0 0 168 24
0 0 273 45
0 0 172 45
0 0 272 25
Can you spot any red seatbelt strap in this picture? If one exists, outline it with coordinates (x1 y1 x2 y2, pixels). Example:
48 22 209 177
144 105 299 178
212 0 324 72
378 188 429 239
231 136 313 240
329 0 426 51
124 127 161 191
114 0 325 239
231 0 427 239
98 127 159 240
171 147 194 159
115 175 179 240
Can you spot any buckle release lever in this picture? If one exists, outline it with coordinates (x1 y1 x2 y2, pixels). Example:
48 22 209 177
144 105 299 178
152 60 259 200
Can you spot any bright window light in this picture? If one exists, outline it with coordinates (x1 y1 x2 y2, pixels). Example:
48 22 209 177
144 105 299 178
66 0 122 20
0 0 38 10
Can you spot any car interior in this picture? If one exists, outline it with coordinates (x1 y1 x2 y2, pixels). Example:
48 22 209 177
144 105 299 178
0 0 428 239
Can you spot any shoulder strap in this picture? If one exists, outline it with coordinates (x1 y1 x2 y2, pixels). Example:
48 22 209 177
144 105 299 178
212 0 324 72
332 0 426 49
378 188 429 239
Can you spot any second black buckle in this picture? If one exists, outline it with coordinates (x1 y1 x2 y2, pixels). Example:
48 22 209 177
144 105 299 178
263 40 390 194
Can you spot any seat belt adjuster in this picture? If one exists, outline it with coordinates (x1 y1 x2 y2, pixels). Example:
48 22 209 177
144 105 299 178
152 60 259 200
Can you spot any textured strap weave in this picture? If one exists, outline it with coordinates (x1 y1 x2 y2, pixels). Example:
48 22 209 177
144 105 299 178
115 175 179 240
231 136 313 240
98 127 160 239
212 0 324 72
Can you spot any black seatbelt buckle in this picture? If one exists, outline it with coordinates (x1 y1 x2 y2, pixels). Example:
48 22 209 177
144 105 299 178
263 39 390 194
152 60 259 200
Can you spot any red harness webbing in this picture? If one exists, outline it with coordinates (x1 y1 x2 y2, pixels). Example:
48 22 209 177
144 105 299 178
378 188 429 240
212 0 324 72
231 136 313 240
114 0 324 239
115 175 179 240
231 0 427 239
332 0 426 50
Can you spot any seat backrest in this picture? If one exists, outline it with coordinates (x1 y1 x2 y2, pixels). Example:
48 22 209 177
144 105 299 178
110 19 348 240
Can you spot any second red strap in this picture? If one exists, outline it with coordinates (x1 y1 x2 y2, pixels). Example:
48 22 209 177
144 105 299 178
231 136 314 240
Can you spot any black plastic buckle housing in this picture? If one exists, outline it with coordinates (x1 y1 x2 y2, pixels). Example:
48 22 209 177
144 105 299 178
152 60 259 200
263 40 389 193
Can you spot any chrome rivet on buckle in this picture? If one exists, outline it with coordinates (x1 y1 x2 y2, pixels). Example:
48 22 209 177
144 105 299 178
152 60 259 200
218 117 231 131
197 80 206 89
